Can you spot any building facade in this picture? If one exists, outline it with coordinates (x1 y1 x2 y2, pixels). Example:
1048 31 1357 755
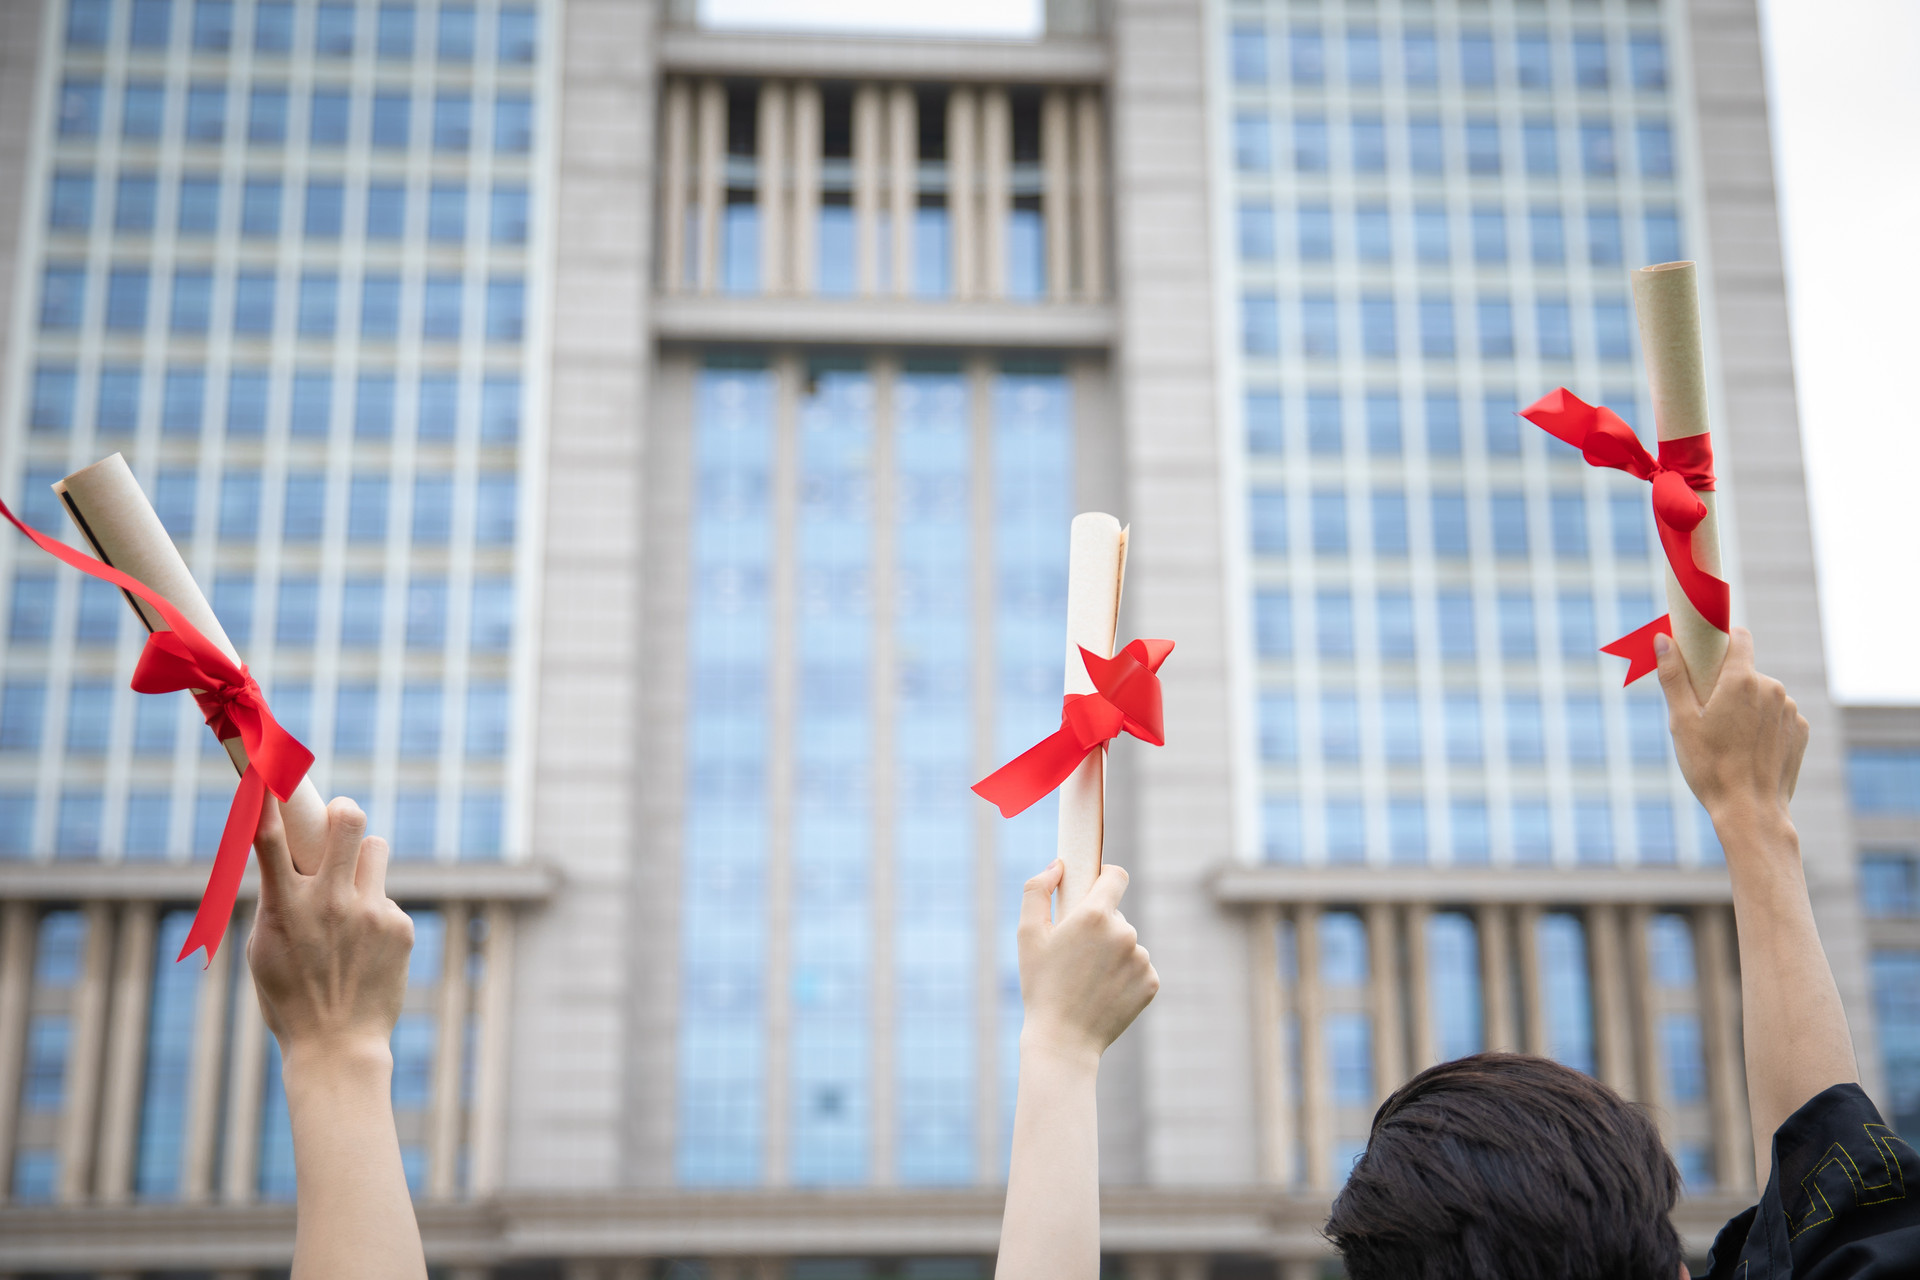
0 0 1887 1276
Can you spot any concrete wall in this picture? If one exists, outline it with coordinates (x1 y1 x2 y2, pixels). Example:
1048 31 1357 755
0 0 46 414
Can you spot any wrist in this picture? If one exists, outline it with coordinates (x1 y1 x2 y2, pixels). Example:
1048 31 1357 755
1019 1022 1103 1078
279 1033 394 1096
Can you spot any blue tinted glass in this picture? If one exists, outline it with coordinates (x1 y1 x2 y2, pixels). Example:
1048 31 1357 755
1377 590 1414 659
277 577 318 646
1472 207 1506 263
30 366 77 432
115 173 158 231
371 92 411 148
1404 29 1438 86
1250 489 1286 553
316 2 355 55
476 474 516 544
1008 203 1045 299
1539 914 1595 1071
184 84 226 142
470 577 513 650
1460 30 1494 86
1302 295 1337 357
0 681 45 748
434 93 471 149
131 0 174 45
1371 489 1407 554
1238 202 1274 262
106 268 150 330
499 6 537 62
1255 590 1292 658
1465 118 1500 173
1298 203 1333 260
1574 33 1609 88
134 912 198 1194
282 472 325 541
61 78 104 138
398 683 441 755
1355 205 1390 261
1347 27 1380 85
290 369 330 436
1232 25 1267 84
423 275 461 338
248 87 288 143
1631 33 1668 91
1638 121 1673 178
356 372 396 435
254 1 292 51
347 476 388 543
1581 120 1616 177
378 4 416 57
367 183 406 238
49 172 93 231
494 94 533 152
122 82 169 139
68 0 111 46
491 184 529 243
413 474 453 541
1246 390 1282 453
1242 292 1279 356
310 89 350 146
304 180 344 238
1352 117 1386 173
1290 25 1324 83
1408 116 1444 173
161 364 204 429
1875 949 1920 1136
177 175 219 233
1851 751 1920 815
485 277 524 341
481 376 519 441
9 577 55 642
1316 590 1354 658
1429 914 1483 1058
407 578 447 650
1294 117 1329 172
1444 693 1482 764
439 4 476 60
1234 114 1271 172
1419 296 1455 359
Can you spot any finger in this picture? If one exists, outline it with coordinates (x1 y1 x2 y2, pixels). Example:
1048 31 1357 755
317 797 368 892
252 793 296 900
1786 711 1811 801
1716 628 1757 697
1653 631 1700 719
1020 860 1064 933
1083 863 1132 915
355 834 392 900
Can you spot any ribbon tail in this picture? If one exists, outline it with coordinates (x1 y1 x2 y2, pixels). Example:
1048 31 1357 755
1601 615 1675 686
1654 520 1731 634
176 766 267 967
972 729 1096 819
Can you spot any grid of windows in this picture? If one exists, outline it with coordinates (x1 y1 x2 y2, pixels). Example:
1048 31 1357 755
1231 0 1710 868
5 0 548 863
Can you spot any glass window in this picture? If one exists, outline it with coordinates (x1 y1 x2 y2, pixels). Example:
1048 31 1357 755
1321 691 1360 762
340 578 382 647
1516 31 1552 89
367 182 406 239
423 275 461 339
1862 855 1920 918
97 365 141 433
161 365 205 431
438 3 476 61
49 172 94 231
290 372 332 437
1478 296 1514 359
465 683 509 757
1232 25 1268 83
209 574 253 648
1631 33 1668 91
1531 206 1565 264
30 366 77 433
1638 121 1674 178
1595 298 1633 361
413 474 453 543
1352 116 1386 173
499 6 538 63
1408 115 1444 173
248 86 288 143
1637 800 1675 863
1645 209 1682 264
1851 751 1920 815
433 92 471 150
60 77 104 138
282 472 325 542
1290 24 1324 84
1360 295 1395 358
1354 205 1391 261
1298 203 1333 261
355 372 395 437
297 271 336 336
1537 298 1573 360
348 475 389 543
1517 797 1557 869
1254 589 1291 657
77 578 123 645
1412 296 1453 361
494 94 533 152
1490 492 1528 558
1551 493 1589 559
1445 693 1482 764
1404 29 1438 86
277 577 318 647
1459 29 1495 86
1346 26 1380 85
486 277 524 341
1234 114 1271 172
125 794 173 860
0 681 47 751
1431 491 1468 556
1426 392 1461 454
153 468 194 535
1574 33 1610 89
1567 694 1606 766
232 269 275 334
399 684 441 756
1366 393 1401 455
1317 589 1354 658
1471 207 1506 263
406 578 446 650
371 92 411 148
1294 117 1329 173
1559 592 1597 657
1581 120 1616 178
1311 490 1347 555
240 179 281 238
131 0 174 46
1239 202 1274 263
1246 390 1282 454
378 4 416 58
124 80 166 140
460 791 502 859
1465 118 1501 174
1506 693 1544 763
1436 594 1474 660
481 375 520 441
60 688 109 759
1307 391 1341 455
361 274 400 339
67 0 111 47
1523 119 1558 176
304 179 344 238
1263 798 1302 864
1627 693 1667 764
115 173 159 232
1383 691 1421 765
1249 489 1287 553
1498 592 1535 658
184 84 226 142
1539 913 1596 1073
334 684 377 756
1372 490 1407 555
1377 590 1414 659
177 174 219 233
491 184 529 243
418 376 457 439
104 267 149 330
475 474 517 544
1302 294 1338 358
470 577 513 650
254 1 293 51
309 88 350 146
393 792 436 859
1326 799 1366 863
316 2 355 55
1589 208 1624 265
1241 293 1279 356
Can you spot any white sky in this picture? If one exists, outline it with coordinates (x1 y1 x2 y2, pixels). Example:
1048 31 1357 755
703 0 1920 703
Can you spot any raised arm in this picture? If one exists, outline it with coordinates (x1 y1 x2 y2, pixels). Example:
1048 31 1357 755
247 795 426 1280
1656 627 1858 1189
996 860 1159 1280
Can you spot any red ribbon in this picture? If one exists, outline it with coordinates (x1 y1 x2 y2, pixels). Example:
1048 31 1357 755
0 496 313 966
1520 389 1730 684
973 639 1174 819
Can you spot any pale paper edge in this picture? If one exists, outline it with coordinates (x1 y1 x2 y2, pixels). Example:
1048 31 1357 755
1056 513 1126 914
56 455 330 873
1632 262 1728 700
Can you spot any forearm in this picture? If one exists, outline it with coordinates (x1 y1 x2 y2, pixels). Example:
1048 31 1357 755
1717 806 1858 1188
996 1035 1101 1280
283 1041 427 1280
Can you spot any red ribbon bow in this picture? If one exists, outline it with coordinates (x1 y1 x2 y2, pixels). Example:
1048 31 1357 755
1520 389 1730 684
0 497 313 966
972 639 1174 819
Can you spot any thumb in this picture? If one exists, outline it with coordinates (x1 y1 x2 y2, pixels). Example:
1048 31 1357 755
1020 860 1063 934
1653 630 1699 719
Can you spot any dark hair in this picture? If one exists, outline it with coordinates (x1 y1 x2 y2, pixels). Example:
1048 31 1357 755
1325 1053 1682 1280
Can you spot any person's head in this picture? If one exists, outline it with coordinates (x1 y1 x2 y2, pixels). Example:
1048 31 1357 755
1325 1053 1684 1280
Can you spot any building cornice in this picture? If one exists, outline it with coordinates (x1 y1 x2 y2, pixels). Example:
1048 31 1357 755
1212 863 1737 906
652 294 1116 351
0 859 560 902
658 28 1109 86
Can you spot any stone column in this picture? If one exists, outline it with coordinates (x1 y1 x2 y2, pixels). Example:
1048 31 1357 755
980 88 1010 299
790 82 821 295
1516 904 1547 1056
1696 905 1753 1190
660 79 691 292
0 901 37 1198
1295 905 1331 1190
1365 902 1404 1101
181 920 235 1201
1041 88 1072 301
1249 905 1291 1184
757 81 789 294
1073 89 1106 299
887 84 916 296
948 88 979 299
1477 903 1516 1052
1405 903 1435 1070
467 904 516 1196
853 84 884 294
428 902 472 1199
1588 904 1637 1099
56 902 115 1203
222 912 268 1204
95 902 156 1202
695 79 726 292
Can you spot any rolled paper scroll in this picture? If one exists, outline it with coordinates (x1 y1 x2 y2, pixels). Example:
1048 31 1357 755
56 455 330 872
1633 261 1727 701
1056 513 1128 913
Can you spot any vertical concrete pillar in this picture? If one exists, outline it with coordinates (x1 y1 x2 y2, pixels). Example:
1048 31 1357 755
948 88 979 300
1073 89 1106 299
1365 902 1404 1101
1405 903 1436 1070
55 902 115 1203
1588 904 1638 1099
980 89 1010 299
428 902 472 1200
222 914 267 1204
1477 903 1516 1052
0 902 37 1198
1249 906 1291 1184
660 79 692 292
1624 905 1667 1134
181 919 235 1201
1696 905 1753 1191
757 81 788 295
888 85 916 297
468 904 516 1196
95 902 156 1202
853 84 884 294
1295 904 1331 1190
1041 89 1072 302
695 79 726 293
1515 904 1547 1056
790 82 821 295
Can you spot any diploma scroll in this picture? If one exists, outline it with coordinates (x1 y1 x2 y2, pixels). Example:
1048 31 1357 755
1632 262 1727 701
56 455 330 873
1056 513 1128 914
